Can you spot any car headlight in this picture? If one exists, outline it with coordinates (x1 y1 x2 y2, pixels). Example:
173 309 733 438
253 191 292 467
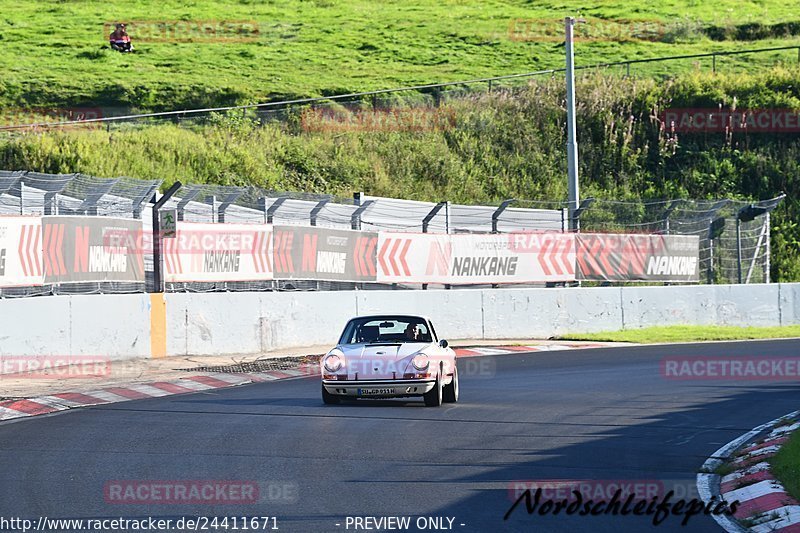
323 350 344 372
411 354 430 371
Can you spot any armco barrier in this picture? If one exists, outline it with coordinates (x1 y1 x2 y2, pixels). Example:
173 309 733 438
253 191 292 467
1 284 799 366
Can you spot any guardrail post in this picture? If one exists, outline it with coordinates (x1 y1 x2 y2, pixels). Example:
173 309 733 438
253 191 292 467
491 199 515 288
176 185 201 222
491 199 515 234
310 199 329 227
422 201 447 290
152 181 182 294
216 190 242 224
351 200 374 231
572 197 595 233
267 197 288 224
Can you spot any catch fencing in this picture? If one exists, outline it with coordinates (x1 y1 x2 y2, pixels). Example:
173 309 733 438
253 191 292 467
0 170 779 297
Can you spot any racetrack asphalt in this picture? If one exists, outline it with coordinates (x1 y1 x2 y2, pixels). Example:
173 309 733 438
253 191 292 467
1 339 799 533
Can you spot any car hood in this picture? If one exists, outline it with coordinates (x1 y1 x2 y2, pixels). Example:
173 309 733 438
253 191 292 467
332 342 432 379
338 342 431 359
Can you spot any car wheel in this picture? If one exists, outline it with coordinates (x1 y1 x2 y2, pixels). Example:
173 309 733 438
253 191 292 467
322 384 340 405
423 372 443 407
443 365 458 403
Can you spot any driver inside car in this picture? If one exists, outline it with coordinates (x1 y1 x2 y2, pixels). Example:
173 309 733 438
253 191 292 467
404 324 420 341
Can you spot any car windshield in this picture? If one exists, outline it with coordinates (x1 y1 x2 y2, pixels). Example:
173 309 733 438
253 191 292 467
339 317 433 344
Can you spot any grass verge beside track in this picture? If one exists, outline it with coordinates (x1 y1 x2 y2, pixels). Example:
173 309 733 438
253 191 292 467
559 325 800 343
771 425 800 501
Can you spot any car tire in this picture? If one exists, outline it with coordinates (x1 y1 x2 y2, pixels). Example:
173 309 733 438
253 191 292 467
443 365 458 403
423 372 443 407
322 384 340 405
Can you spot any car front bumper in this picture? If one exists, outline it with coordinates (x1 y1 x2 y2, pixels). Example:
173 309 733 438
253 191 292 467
322 378 436 398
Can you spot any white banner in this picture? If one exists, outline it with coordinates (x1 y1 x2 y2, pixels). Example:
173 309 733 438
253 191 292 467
0 216 43 287
376 232 575 284
163 222 273 282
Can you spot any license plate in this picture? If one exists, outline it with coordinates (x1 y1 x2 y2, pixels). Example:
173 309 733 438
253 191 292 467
358 388 395 396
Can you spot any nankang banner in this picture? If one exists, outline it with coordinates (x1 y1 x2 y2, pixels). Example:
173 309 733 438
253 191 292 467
273 226 377 282
376 232 576 285
575 234 700 282
163 222 273 282
42 216 145 283
0 216 43 287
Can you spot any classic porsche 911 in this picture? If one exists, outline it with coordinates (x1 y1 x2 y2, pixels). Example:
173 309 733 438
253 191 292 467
321 315 458 407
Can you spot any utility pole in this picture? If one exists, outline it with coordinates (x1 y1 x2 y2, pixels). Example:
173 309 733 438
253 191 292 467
565 17 581 231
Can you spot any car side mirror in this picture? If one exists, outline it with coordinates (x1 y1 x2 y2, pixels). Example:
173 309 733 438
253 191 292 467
439 339 448 348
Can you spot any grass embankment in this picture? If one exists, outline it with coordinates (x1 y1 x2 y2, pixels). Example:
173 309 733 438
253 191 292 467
2 0 800 110
559 325 800 343
770 421 800 501
3 69 800 280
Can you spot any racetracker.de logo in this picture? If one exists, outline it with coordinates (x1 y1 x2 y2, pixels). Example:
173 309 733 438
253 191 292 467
507 18 693 42
103 20 260 43
662 109 800 133
104 480 260 504
662 357 800 380
300 106 457 133
0 355 111 379
0 107 104 129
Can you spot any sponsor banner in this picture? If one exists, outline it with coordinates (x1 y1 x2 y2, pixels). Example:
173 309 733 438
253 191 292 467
376 232 576 285
163 222 273 283
0 216 43 287
273 226 377 282
576 234 699 282
663 108 800 133
42 216 144 284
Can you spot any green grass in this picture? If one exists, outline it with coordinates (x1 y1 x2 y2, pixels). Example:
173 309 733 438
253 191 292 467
2 0 800 111
771 426 800 501
559 325 800 343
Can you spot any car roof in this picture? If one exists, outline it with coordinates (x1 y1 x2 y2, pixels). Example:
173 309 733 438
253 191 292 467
349 314 432 322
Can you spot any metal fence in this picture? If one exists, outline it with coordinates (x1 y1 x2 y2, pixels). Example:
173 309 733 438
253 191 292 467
0 170 782 297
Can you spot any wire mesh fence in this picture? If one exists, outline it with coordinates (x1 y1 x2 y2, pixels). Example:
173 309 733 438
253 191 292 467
0 170 781 297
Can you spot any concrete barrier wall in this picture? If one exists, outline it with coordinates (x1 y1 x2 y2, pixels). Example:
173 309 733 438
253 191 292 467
1 284 798 365
0 293 151 359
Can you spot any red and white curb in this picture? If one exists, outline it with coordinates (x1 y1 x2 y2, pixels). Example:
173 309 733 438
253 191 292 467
0 344 600 423
0 371 308 423
698 410 800 532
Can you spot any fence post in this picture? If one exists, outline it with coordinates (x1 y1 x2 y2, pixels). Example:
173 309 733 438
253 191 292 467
765 211 771 283
351 200 374 231
490 199 515 288
736 217 742 283
267 197 287 224
422 201 447 290
152 181 182 294
310 199 329 227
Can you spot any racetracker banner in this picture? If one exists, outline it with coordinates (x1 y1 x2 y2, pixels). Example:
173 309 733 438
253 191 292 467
0 216 43 287
376 232 576 285
273 226 377 282
575 233 700 282
163 222 273 282
42 216 145 284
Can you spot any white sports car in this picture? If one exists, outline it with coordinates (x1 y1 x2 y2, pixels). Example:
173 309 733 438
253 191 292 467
321 315 458 407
